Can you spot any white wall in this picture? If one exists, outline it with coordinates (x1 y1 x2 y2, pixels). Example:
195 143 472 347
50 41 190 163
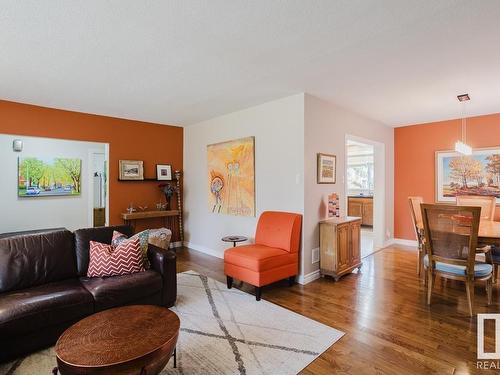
0 134 106 233
303 94 394 276
183 94 305 259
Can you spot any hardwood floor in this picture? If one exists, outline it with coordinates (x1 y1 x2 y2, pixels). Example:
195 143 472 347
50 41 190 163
176 244 498 375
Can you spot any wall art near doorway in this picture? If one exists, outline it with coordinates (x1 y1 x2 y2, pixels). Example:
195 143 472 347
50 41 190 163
207 136 255 216
317 153 336 184
18 157 82 197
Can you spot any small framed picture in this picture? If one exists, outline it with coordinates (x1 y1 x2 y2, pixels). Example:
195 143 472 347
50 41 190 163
119 160 144 180
317 153 336 184
156 164 172 181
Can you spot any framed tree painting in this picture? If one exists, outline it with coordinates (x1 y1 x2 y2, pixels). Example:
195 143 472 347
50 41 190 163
436 148 500 203
207 136 255 216
18 157 82 197
317 153 336 184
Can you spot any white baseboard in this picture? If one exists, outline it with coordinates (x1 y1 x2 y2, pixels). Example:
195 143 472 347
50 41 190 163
391 238 418 247
297 269 321 285
183 241 223 259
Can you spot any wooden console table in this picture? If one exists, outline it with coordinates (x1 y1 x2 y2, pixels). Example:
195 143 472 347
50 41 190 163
121 210 183 242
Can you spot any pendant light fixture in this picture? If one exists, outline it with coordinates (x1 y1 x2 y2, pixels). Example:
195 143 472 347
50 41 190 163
455 93 472 155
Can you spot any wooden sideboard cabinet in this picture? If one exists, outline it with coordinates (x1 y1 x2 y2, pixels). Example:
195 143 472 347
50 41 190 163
319 216 362 281
347 196 373 226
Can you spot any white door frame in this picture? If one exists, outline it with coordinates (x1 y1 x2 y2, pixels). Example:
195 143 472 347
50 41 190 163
344 134 386 249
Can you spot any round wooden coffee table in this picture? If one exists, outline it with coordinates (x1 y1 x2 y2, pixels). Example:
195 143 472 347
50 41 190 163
55 305 180 375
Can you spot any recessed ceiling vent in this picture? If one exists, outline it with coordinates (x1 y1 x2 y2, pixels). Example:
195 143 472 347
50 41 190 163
457 93 470 102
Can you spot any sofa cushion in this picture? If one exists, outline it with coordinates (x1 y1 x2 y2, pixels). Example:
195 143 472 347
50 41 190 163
74 225 133 276
80 270 162 311
0 230 77 293
0 279 93 336
87 238 144 278
224 244 298 272
112 230 150 269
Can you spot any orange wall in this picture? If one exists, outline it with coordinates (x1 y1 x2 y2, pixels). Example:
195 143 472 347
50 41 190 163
395 113 500 240
0 100 183 232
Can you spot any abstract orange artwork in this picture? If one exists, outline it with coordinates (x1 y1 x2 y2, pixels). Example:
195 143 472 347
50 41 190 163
207 136 255 216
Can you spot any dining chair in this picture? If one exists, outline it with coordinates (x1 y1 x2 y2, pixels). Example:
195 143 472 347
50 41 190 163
421 203 493 316
457 195 499 282
408 196 425 276
456 195 496 221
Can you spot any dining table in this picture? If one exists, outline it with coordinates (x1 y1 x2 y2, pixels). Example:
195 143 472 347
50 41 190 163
416 219 500 247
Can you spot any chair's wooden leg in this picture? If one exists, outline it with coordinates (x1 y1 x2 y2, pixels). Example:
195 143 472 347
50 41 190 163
427 269 434 305
487 278 493 306
465 279 474 317
226 276 233 289
255 286 261 301
494 264 498 284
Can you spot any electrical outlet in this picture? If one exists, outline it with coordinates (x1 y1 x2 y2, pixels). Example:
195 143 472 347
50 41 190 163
312 248 320 264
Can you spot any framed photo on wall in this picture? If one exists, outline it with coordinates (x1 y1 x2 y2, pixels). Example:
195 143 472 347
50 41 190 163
119 160 144 180
436 147 500 203
156 164 172 181
317 153 336 184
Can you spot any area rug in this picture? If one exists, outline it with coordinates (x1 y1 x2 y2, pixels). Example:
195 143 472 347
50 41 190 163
1 271 343 375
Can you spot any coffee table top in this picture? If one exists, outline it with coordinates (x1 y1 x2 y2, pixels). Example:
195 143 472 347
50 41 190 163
55 305 180 367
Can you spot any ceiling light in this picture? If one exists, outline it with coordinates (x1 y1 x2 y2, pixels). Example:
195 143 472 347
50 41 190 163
454 94 472 155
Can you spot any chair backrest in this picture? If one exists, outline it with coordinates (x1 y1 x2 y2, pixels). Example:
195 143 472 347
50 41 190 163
255 211 302 253
456 195 496 221
408 196 424 235
420 204 480 272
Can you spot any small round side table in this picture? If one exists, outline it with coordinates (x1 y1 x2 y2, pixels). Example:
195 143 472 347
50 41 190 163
222 235 248 247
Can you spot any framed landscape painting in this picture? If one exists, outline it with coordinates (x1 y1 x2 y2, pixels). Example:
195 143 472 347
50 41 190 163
18 157 82 197
207 136 255 217
436 148 500 203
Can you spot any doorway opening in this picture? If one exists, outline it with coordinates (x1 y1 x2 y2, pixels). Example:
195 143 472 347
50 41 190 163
89 146 109 227
345 135 385 258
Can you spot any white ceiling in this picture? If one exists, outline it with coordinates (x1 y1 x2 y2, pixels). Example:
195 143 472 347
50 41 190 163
2 1 500 127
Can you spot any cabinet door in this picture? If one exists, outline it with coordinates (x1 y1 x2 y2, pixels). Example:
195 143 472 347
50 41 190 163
349 221 361 265
336 224 350 272
348 200 363 218
362 201 373 226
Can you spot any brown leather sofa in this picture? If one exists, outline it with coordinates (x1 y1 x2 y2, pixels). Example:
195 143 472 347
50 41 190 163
0 225 177 362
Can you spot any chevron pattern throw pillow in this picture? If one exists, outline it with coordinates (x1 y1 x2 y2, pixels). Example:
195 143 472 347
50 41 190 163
87 237 145 277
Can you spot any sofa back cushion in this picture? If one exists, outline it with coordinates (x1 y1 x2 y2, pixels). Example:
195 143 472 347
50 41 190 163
255 211 302 253
0 230 77 293
74 225 133 276
87 238 145 278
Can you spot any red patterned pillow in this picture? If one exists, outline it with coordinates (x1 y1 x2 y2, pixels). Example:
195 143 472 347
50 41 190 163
87 237 145 278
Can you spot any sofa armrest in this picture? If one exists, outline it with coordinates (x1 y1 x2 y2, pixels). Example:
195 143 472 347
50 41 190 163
148 244 177 307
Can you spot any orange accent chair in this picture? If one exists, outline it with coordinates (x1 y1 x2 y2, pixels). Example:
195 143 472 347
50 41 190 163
224 211 302 301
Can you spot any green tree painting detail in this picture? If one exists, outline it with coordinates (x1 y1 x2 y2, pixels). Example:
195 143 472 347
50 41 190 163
18 157 82 197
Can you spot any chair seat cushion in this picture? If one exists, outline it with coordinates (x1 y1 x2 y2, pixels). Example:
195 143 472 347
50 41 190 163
424 255 492 277
80 270 162 311
0 279 94 336
224 244 297 272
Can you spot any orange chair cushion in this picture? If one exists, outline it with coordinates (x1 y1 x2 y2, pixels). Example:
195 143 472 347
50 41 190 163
224 244 298 272
255 211 302 253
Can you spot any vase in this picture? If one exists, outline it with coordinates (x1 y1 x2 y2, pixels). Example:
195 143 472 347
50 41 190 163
164 195 171 210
